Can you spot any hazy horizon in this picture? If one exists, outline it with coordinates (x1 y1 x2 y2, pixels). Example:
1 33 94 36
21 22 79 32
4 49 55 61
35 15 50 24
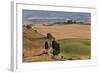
23 10 91 25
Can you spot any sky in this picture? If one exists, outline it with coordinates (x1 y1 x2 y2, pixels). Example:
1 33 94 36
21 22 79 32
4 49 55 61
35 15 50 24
23 10 91 24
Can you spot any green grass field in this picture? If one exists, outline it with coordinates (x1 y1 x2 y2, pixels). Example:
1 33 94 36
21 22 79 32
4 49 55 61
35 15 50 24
58 39 91 58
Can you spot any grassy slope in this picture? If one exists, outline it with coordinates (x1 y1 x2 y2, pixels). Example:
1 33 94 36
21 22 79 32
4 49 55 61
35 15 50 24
58 39 91 57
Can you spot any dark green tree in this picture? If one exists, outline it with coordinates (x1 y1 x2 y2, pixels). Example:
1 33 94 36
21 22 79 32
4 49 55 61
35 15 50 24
52 43 60 56
47 33 53 40
26 25 31 29
44 41 49 50
52 40 56 49
67 20 73 24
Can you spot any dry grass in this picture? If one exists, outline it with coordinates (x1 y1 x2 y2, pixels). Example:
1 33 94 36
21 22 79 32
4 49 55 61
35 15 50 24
33 24 90 40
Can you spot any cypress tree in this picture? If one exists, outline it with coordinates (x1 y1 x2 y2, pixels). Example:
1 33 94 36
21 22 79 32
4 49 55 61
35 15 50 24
52 40 56 49
52 43 60 56
44 41 49 50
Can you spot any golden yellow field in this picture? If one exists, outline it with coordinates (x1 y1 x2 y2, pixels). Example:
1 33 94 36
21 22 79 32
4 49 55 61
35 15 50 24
33 24 90 40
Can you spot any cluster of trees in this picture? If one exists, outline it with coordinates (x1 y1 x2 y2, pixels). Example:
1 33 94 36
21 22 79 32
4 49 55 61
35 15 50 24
52 19 89 25
64 20 90 25
64 20 73 24
26 25 32 29
45 33 60 56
